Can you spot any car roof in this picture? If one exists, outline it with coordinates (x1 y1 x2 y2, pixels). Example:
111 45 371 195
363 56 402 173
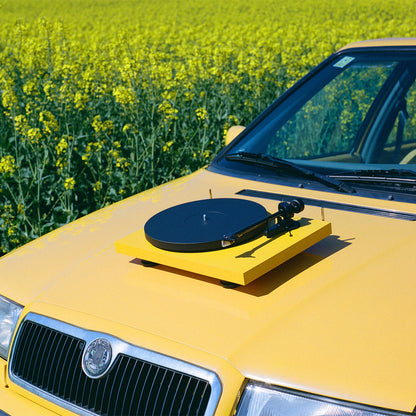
339 38 416 51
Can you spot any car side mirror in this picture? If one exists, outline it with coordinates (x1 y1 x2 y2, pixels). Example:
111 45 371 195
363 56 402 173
225 125 245 145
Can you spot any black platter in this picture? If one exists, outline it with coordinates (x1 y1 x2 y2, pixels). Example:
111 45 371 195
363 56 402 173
144 198 269 252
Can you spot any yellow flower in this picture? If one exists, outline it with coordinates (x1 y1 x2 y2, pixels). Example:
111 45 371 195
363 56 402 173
26 128 42 144
64 177 76 190
195 107 208 122
74 91 88 110
23 80 38 96
158 100 178 126
17 203 25 216
39 111 59 134
0 155 16 175
55 138 68 155
56 157 65 172
1 88 17 110
113 86 136 106
93 181 102 192
14 115 28 135
228 115 239 125
122 124 133 133
92 115 113 135
107 148 119 159
163 140 174 152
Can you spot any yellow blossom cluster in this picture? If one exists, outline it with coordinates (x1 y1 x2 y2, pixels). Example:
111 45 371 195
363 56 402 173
113 86 136 106
0 155 16 175
195 108 208 123
64 177 75 190
1 0 416 255
92 116 113 136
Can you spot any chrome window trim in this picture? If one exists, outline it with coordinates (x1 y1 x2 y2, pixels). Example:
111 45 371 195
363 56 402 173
9 312 222 416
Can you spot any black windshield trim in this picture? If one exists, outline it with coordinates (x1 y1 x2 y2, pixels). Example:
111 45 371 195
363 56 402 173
237 189 416 221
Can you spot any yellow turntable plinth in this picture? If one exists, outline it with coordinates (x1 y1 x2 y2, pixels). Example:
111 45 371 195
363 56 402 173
115 217 331 286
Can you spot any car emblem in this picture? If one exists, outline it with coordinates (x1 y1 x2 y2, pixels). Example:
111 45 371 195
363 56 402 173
82 338 112 378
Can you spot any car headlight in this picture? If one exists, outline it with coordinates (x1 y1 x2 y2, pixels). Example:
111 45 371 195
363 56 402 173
236 381 396 416
0 295 23 359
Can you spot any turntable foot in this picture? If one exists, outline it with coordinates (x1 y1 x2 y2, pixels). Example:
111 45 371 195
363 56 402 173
141 260 159 267
220 280 240 289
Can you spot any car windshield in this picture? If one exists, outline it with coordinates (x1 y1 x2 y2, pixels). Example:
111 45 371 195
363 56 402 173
213 50 416 198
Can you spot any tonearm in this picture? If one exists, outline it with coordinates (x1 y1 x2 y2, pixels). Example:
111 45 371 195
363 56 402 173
221 199 305 247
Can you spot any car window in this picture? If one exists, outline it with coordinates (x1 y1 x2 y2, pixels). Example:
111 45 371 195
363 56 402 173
384 80 416 163
267 62 394 160
224 53 416 167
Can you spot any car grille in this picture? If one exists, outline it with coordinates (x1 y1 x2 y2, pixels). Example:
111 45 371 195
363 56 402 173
9 314 221 416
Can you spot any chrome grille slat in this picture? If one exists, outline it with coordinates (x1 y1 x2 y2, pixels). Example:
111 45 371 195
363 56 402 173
159 370 175 414
152 367 168 414
144 366 158 414
63 338 83 400
9 314 220 416
107 355 124 414
113 355 130 411
197 383 211 415
38 326 53 388
65 337 85 401
44 331 60 390
119 357 137 414
190 379 206 416
126 358 147 415
168 373 185 415
178 376 193 415
50 334 70 391
146 365 161 412
97 361 112 413
137 362 153 411
75 362 88 405
27 324 42 381
20 322 37 377
188 380 202 416
89 376 101 412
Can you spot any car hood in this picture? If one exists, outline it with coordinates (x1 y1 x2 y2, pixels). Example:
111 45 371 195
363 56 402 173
2 168 416 412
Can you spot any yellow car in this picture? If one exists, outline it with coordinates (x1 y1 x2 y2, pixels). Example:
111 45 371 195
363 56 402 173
1 38 416 415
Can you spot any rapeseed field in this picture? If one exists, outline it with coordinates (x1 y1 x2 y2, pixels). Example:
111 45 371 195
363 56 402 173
0 0 415 254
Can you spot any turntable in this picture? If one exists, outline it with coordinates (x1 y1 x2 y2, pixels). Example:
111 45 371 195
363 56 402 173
115 197 331 287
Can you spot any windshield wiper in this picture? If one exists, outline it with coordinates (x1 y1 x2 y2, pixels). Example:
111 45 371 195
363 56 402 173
330 169 416 185
225 152 355 193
